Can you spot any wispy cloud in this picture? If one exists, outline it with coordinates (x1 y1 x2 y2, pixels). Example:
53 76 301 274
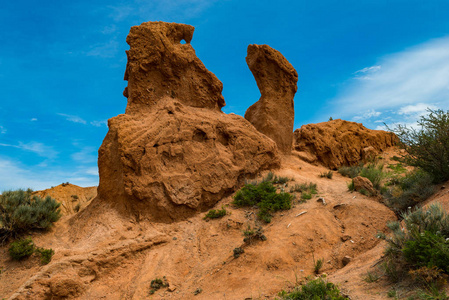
90 120 107 127
57 113 87 124
329 36 449 128
107 0 218 23
0 125 6 134
0 157 98 191
0 142 58 159
30 118 37 122
86 40 119 58
71 146 97 163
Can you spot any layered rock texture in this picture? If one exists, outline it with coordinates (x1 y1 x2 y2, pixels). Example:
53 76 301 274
244 44 298 154
97 22 280 222
293 119 397 169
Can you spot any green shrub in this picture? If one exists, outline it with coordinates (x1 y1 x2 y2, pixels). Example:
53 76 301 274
233 182 293 223
278 277 346 299
300 193 312 201
384 204 449 284
384 169 435 213
8 237 35 260
35 247 54 265
402 231 449 273
204 207 227 219
0 189 61 242
389 108 449 184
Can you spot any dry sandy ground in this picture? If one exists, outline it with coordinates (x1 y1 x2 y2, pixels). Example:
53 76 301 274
2 148 447 299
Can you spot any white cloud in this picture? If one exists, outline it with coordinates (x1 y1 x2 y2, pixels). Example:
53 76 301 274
398 103 437 115
0 157 98 191
57 113 87 124
30 118 37 121
352 109 381 121
354 65 382 74
85 167 99 176
86 40 119 58
0 125 6 134
329 36 449 128
71 146 97 163
90 120 107 127
0 142 58 159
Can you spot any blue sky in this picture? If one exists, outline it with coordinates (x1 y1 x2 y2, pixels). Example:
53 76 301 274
1 0 449 190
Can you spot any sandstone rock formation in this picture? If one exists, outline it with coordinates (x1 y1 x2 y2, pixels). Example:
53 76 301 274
123 22 225 115
293 119 397 169
244 44 298 154
97 22 280 222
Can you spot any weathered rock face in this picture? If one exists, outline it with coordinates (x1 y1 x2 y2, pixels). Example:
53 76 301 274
244 44 298 154
97 22 280 222
293 119 397 169
123 21 225 115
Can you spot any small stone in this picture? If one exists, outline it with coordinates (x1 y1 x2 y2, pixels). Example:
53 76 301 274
340 235 351 242
342 256 352 266
173 237 177 240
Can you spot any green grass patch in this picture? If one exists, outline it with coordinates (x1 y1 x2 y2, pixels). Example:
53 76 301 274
233 181 293 223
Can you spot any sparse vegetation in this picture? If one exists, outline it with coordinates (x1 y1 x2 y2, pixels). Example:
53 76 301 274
204 207 227 219
8 237 35 260
233 247 244 258
233 181 293 223
359 163 384 190
319 171 333 179
389 108 449 184
35 247 54 265
338 164 363 179
383 169 435 213
149 277 169 295
363 271 380 283
243 226 267 244
74 203 81 212
277 277 346 299
314 258 324 274
0 189 61 242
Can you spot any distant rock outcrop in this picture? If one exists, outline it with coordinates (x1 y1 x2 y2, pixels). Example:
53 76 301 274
33 184 97 215
97 22 280 222
244 44 298 154
293 119 397 169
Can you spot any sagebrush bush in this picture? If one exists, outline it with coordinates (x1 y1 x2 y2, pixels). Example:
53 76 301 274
384 203 449 285
277 277 346 300
0 189 61 242
8 237 35 260
233 182 293 223
384 169 435 213
390 108 449 184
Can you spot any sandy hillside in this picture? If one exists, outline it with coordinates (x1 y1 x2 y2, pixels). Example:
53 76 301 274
1 152 400 299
